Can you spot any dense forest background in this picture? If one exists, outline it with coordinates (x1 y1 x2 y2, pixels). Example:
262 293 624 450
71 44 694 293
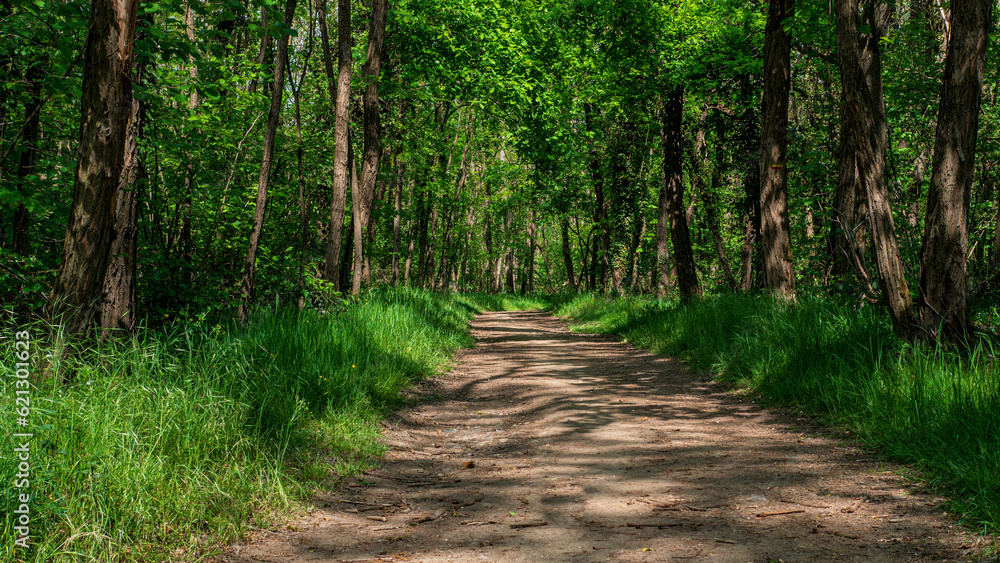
3 0 997 340
5 0 1000 559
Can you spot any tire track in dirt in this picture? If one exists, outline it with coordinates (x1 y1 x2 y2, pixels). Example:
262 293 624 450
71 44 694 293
220 310 988 562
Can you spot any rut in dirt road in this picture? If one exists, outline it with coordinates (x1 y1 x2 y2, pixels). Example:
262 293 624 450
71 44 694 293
221 310 984 562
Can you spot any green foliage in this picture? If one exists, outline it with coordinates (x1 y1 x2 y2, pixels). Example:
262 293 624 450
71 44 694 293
553 293 1000 533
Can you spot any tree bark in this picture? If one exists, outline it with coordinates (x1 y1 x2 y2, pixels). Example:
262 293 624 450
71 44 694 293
919 0 993 340
100 61 143 335
323 0 352 290
828 99 860 281
836 0 918 338
48 0 139 335
351 0 388 295
759 0 796 300
661 87 701 301
238 0 296 322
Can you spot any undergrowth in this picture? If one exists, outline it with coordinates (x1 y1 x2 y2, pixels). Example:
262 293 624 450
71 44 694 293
0 287 479 562
551 292 1000 533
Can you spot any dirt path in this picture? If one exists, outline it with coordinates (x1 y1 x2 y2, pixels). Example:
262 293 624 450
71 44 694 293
221 311 989 562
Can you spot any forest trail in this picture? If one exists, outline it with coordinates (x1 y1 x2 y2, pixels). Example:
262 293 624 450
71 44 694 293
220 311 986 562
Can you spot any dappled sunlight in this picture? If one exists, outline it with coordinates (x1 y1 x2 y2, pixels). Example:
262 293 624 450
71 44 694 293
223 311 976 562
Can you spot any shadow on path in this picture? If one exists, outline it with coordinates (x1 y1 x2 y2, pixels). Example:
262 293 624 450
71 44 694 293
220 311 982 563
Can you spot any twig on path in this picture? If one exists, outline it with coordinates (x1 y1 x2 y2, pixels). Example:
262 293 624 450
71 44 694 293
372 525 401 531
365 516 388 522
780 498 831 509
627 522 682 529
509 520 548 529
714 539 737 544
462 520 499 526
338 499 392 507
756 509 805 517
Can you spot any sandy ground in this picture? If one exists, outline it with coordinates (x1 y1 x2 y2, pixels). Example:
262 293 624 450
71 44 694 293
218 310 993 562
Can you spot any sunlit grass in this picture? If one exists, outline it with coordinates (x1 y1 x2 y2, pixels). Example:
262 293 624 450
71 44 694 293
552 292 1000 533
0 287 476 561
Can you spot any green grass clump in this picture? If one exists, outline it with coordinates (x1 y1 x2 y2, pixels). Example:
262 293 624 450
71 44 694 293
0 287 475 561
552 292 1000 532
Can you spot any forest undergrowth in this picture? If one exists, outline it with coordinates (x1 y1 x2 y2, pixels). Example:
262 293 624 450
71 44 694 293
550 292 1000 535
0 288 528 562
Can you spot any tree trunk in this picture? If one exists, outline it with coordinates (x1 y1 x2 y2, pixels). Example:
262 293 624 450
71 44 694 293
919 0 993 340
828 99 859 280
656 174 672 295
323 0 352 290
392 159 405 285
836 0 917 337
290 12 315 307
48 0 139 335
340 140 359 292
561 215 576 289
759 0 796 300
238 0 296 322
351 0 388 295
100 82 142 334
737 74 761 292
661 87 701 300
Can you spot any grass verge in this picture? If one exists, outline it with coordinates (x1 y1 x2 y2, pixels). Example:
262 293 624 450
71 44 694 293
1 287 477 562
550 292 1000 533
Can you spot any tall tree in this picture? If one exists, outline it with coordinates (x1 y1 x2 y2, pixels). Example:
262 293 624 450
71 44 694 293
352 0 388 294
919 0 993 340
758 0 796 300
238 0 297 321
48 0 139 335
324 0 353 290
836 0 918 338
660 87 701 300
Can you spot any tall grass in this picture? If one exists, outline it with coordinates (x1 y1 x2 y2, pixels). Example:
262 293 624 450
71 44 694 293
552 293 1000 532
0 288 476 561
